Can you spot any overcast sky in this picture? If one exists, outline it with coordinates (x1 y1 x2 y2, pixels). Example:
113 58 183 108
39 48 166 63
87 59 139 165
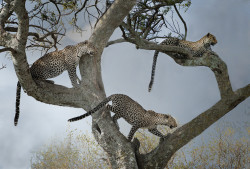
0 0 250 168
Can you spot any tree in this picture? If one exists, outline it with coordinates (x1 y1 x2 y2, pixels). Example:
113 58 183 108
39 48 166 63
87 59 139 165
0 0 249 168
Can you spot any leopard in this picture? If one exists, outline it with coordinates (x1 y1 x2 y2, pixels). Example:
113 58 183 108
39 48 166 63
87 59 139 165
148 33 218 92
14 40 96 126
68 94 177 141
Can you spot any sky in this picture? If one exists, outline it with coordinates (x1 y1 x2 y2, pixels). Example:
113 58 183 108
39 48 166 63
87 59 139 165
0 0 250 168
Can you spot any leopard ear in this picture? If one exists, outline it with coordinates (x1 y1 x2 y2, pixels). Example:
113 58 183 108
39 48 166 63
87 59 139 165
207 33 211 37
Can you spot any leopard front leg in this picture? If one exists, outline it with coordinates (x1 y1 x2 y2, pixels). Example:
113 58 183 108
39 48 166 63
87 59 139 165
148 127 165 138
67 66 80 88
128 126 139 141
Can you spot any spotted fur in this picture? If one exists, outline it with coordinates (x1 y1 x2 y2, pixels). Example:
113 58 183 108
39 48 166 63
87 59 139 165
68 94 177 141
14 41 96 126
148 33 217 92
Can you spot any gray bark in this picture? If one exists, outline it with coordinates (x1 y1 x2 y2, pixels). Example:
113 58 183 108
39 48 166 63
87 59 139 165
1 0 249 169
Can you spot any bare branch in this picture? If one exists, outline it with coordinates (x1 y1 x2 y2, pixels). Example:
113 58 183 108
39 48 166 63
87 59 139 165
0 47 14 53
0 64 6 70
106 38 127 47
174 4 187 39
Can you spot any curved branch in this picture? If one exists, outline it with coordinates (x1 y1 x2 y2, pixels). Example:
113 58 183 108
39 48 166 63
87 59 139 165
0 47 15 53
106 38 127 47
10 1 93 109
139 84 250 169
119 27 246 168
122 37 233 98
86 0 140 168
174 4 187 40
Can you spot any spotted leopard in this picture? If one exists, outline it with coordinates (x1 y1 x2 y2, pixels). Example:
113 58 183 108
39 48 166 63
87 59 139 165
14 41 96 126
68 94 177 141
148 33 217 92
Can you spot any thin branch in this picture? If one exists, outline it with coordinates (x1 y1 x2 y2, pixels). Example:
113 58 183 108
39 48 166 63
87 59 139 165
0 64 6 70
174 4 187 40
106 38 127 47
0 47 14 53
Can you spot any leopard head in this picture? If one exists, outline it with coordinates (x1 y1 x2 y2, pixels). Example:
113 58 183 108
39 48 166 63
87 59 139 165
206 33 217 46
76 41 96 58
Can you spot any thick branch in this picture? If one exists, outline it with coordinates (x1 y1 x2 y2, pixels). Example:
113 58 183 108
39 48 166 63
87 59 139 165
180 52 234 98
0 1 16 48
123 37 233 98
9 1 92 111
139 84 250 168
123 29 245 168
123 36 193 57
153 0 186 4
85 0 139 168
89 0 136 50
0 0 14 31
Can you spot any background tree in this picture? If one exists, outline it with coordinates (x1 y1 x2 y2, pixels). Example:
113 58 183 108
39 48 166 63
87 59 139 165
0 0 249 168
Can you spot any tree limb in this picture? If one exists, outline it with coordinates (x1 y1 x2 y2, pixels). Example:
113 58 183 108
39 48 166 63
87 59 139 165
0 64 6 70
106 38 127 47
84 0 140 168
10 1 92 108
174 4 187 40
138 84 250 169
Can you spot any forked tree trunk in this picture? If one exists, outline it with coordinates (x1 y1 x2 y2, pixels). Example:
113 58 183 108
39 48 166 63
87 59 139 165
2 0 250 168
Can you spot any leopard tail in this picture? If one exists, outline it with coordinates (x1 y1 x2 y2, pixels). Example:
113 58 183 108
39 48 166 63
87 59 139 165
14 81 21 126
148 50 159 92
68 95 113 122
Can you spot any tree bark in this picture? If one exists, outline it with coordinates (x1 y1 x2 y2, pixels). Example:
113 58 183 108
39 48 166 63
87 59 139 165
121 33 250 169
3 0 249 168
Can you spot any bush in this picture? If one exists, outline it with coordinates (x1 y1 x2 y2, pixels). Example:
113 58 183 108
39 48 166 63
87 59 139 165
31 123 249 169
31 127 110 169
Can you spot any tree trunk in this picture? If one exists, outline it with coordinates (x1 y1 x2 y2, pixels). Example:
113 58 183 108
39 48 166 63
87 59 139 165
2 0 249 168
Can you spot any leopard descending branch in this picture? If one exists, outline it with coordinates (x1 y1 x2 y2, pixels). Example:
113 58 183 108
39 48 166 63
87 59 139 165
14 41 96 126
148 33 218 92
68 94 177 141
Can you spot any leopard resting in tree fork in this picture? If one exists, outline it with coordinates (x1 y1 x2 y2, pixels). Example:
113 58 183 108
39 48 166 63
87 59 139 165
148 33 217 92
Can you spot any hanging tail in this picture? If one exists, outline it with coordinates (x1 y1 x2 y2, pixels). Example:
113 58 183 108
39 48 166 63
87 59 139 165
14 81 21 126
148 50 159 92
68 95 113 122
